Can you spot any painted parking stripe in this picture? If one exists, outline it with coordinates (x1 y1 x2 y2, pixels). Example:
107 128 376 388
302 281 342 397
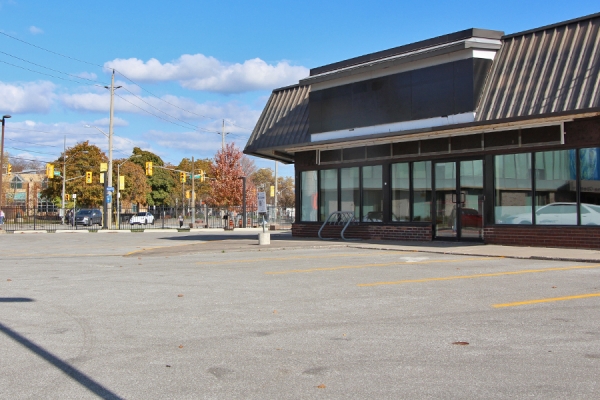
493 293 600 308
266 257 499 275
202 252 412 265
357 264 600 287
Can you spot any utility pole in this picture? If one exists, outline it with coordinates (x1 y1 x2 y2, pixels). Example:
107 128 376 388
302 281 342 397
61 136 66 224
104 70 121 229
221 119 225 150
191 156 195 228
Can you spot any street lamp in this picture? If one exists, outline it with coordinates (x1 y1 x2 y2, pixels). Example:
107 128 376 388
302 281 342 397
116 154 141 229
0 115 11 212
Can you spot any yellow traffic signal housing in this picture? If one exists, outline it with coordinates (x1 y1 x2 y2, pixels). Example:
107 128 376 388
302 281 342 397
7 164 12 174
270 185 275 197
119 176 125 190
99 172 104 184
86 171 93 184
200 169 205 182
185 190 191 199
145 161 153 176
65 194 70 201
46 163 54 178
180 171 186 183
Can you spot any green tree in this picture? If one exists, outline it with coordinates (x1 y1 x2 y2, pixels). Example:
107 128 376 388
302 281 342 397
42 141 107 208
130 147 175 206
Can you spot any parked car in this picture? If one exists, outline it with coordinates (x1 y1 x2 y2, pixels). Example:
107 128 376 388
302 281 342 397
129 211 155 225
501 202 600 225
75 209 102 226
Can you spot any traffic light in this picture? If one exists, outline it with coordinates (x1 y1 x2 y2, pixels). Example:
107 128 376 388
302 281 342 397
86 171 93 184
65 194 70 201
270 185 275 197
200 169 205 182
99 172 104 184
185 190 191 199
119 175 125 190
7 164 11 174
145 161 153 176
180 171 186 183
46 163 54 178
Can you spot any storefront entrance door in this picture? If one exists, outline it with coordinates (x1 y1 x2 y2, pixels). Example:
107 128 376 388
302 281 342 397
434 159 484 241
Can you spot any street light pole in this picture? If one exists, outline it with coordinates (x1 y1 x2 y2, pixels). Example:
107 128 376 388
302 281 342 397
61 136 66 224
0 115 11 210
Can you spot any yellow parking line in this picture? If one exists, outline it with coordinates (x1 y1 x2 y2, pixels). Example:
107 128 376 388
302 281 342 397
266 257 498 275
357 264 600 287
202 252 411 265
493 293 600 308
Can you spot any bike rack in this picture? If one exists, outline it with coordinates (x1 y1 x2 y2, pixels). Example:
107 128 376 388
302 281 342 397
318 211 361 241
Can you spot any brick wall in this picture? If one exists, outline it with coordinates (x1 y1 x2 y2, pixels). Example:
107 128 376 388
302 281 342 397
484 226 600 249
292 223 432 241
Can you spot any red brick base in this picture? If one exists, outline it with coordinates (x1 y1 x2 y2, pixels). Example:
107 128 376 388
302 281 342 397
292 223 432 241
292 223 600 249
483 226 600 249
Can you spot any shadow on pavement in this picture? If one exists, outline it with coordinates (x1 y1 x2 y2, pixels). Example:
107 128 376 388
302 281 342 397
0 321 123 399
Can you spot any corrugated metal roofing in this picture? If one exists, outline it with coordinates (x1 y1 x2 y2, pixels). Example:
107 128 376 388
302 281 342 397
244 84 310 159
477 13 600 121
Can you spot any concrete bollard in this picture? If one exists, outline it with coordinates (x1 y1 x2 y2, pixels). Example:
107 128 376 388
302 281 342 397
258 232 270 245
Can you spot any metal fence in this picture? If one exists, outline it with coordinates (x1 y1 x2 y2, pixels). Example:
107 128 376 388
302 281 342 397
0 205 294 232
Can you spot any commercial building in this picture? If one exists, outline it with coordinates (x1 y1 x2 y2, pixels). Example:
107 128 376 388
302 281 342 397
245 12 600 248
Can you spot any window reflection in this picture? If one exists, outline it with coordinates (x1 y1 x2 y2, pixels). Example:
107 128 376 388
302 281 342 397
341 167 360 218
300 171 318 222
319 169 338 221
534 150 577 225
495 153 532 224
391 163 409 221
362 165 383 222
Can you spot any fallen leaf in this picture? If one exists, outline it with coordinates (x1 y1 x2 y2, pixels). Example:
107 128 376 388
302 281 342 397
276 348 282 351
452 341 469 345
178 294 184 297
7 279 11 282
317 384 326 389
273 310 277 314
342 333 346 337
166 365 171 368
179 345 184 349
552 286 557 288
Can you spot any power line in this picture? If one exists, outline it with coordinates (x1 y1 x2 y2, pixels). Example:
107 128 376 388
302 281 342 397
0 31 104 68
6 138 60 148
0 58 102 87
0 50 107 85
5 146 59 156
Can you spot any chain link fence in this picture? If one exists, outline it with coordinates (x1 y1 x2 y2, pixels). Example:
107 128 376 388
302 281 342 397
0 205 294 232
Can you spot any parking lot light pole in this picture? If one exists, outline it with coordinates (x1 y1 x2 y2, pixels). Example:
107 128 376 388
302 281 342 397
0 115 11 210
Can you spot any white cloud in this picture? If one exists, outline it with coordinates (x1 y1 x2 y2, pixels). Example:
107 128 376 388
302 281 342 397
105 54 309 94
0 81 56 113
90 117 129 127
75 72 97 80
29 26 44 35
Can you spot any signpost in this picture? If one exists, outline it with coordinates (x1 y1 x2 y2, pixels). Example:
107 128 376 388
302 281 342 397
257 192 269 244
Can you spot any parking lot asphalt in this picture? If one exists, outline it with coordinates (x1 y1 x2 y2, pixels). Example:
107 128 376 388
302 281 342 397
1 230 600 399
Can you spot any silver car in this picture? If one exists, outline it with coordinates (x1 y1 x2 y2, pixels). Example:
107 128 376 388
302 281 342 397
129 211 155 225
503 202 600 225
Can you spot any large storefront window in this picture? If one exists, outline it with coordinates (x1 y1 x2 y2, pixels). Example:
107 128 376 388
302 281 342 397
320 169 338 221
301 171 318 222
495 153 532 224
413 161 432 221
535 150 577 225
579 148 600 225
362 165 383 222
391 163 410 221
341 167 360 217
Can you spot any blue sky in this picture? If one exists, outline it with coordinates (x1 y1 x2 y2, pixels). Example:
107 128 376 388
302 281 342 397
0 0 598 178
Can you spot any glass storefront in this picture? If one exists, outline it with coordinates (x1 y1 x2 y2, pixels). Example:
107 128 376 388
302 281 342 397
300 171 318 222
495 153 532 224
299 147 600 229
391 163 409 221
320 169 338 221
341 167 360 217
362 165 383 222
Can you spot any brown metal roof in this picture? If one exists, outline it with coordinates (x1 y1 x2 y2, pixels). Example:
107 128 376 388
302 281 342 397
477 13 600 122
243 84 310 162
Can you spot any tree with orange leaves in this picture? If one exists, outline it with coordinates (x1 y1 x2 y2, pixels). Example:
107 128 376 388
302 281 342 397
206 143 256 209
